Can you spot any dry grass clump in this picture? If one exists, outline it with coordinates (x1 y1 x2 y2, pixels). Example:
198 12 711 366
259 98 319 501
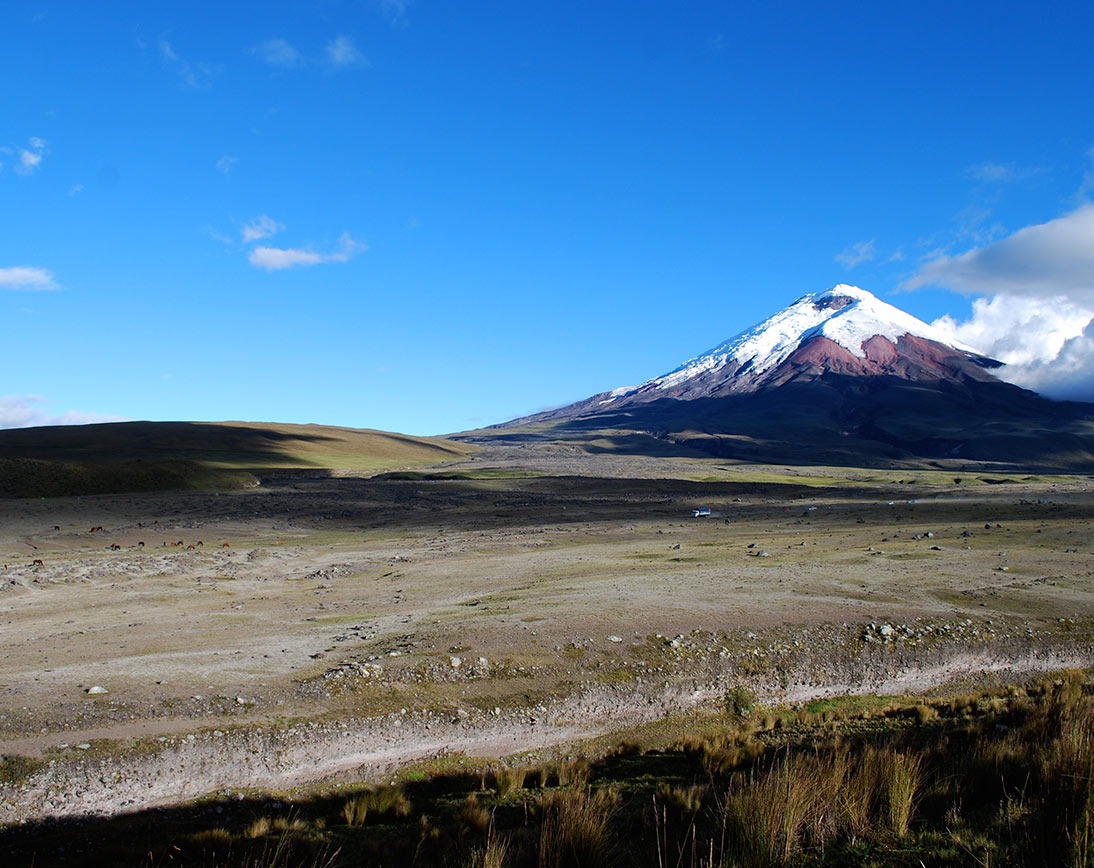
1024 681 1094 867
914 703 938 724
463 822 511 868
532 757 591 789
701 733 765 775
881 750 923 837
490 764 529 798
341 783 411 826
656 781 708 814
244 816 273 839
718 744 925 866
459 794 494 836
536 786 618 868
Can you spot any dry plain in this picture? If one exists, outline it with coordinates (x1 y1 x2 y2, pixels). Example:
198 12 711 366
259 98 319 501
2 442 1093 822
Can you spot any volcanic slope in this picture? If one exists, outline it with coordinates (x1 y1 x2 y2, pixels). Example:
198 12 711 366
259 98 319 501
481 285 1094 470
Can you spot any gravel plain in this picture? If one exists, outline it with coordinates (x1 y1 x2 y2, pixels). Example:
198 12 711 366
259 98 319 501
2 444 1092 821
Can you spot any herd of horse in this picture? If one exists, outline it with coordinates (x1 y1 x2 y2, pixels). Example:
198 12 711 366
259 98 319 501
12 527 233 569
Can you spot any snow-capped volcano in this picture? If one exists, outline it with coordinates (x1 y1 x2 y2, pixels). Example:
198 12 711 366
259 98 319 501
483 284 1094 469
650 284 983 389
565 285 1004 414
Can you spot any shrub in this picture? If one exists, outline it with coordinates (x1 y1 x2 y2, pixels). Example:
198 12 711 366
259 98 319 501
725 685 756 717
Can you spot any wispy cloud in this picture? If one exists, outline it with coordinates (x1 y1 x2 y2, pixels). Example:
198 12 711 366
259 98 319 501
0 266 58 290
241 215 284 243
216 155 239 173
1079 145 1094 202
966 161 1044 185
912 204 1094 401
249 233 365 271
835 240 876 269
159 39 220 88
326 35 367 69
372 0 411 26
253 38 303 69
0 395 127 430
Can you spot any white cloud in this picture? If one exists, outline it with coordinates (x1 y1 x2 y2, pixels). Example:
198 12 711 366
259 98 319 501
216 155 239 173
0 395 127 429
933 295 1094 401
0 266 58 290
904 204 1094 299
253 38 303 68
159 39 220 88
249 233 365 271
8 136 46 175
915 204 1094 401
249 247 324 270
933 294 1093 366
241 214 283 243
835 240 876 269
20 151 41 173
326 35 367 68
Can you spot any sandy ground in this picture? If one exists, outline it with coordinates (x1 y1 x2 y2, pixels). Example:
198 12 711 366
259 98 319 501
2 445 1093 820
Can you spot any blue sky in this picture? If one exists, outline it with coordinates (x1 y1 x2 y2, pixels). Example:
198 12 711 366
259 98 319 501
4 1 1094 434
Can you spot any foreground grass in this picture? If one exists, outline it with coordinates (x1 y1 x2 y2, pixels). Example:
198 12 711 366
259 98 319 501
3 671 1092 867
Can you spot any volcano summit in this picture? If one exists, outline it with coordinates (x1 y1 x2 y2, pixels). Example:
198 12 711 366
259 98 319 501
491 286 1094 469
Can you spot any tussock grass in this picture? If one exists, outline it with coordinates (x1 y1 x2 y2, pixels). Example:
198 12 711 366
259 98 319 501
718 743 924 864
464 821 511 868
536 786 618 868
340 783 411 826
491 765 529 798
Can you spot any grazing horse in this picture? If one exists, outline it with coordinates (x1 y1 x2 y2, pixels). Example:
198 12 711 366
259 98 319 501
109 543 121 551
32 559 44 567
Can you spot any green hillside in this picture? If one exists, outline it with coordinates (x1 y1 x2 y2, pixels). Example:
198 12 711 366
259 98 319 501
0 420 469 497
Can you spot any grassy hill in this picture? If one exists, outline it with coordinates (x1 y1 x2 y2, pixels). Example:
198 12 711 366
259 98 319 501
0 420 470 497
